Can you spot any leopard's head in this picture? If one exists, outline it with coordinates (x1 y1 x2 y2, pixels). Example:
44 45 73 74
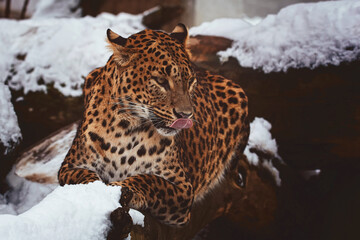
107 24 197 136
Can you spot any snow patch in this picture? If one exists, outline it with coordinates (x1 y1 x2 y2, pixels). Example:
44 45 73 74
0 181 144 240
245 117 281 186
245 117 278 165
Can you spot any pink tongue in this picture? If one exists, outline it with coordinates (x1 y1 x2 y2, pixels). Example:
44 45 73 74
169 118 193 129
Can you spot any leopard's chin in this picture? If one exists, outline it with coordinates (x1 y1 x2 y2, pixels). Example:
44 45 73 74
154 126 180 136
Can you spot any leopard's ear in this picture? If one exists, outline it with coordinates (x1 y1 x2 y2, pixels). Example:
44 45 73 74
107 28 127 46
106 29 136 67
170 23 189 46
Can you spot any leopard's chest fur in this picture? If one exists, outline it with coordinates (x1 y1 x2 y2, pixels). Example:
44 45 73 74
79 119 174 184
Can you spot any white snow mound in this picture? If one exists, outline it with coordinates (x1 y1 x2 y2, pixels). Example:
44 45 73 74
246 117 278 160
0 181 144 240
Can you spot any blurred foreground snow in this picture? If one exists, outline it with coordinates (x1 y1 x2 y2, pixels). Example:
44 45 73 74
0 181 144 240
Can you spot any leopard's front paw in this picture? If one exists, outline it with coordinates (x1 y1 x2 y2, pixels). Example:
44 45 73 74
107 207 133 240
120 187 147 210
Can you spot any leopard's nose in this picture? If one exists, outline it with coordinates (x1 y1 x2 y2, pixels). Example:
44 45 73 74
173 108 192 119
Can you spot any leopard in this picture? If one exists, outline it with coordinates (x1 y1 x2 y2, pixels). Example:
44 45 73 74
58 23 249 227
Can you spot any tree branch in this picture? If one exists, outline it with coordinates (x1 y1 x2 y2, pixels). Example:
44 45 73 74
20 0 30 19
5 0 11 18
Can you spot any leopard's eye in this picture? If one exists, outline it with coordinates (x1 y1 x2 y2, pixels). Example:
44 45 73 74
152 76 170 90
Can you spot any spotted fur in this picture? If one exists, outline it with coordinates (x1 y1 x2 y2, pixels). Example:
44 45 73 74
58 24 249 226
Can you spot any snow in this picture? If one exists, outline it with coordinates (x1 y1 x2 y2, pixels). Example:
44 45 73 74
0 82 21 153
245 117 278 164
190 1 360 72
244 117 281 186
0 181 144 240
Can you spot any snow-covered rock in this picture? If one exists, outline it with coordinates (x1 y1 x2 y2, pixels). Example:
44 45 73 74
191 1 360 72
0 181 144 240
